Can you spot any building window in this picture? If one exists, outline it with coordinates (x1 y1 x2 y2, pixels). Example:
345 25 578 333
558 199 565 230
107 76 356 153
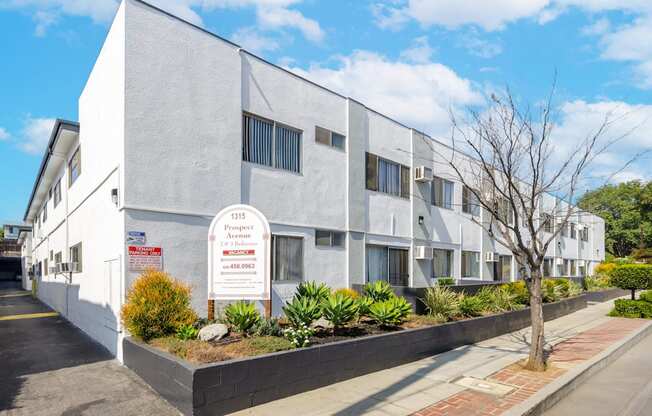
569 259 576 276
560 221 568 237
543 258 553 277
54 251 62 265
432 177 454 209
432 249 453 278
580 226 588 241
366 245 409 286
496 197 514 224
570 223 577 239
53 179 62 208
242 113 301 173
461 251 480 278
69 147 82 186
49 250 53 261
578 263 586 276
562 259 570 276
272 235 303 281
42 204 47 223
70 243 82 272
44 259 48 276
315 126 345 150
315 230 345 247
365 152 410 199
542 214 553 233
462 186 480 216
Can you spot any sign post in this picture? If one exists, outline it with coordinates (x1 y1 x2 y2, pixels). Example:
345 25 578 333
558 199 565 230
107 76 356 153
208 204 272 317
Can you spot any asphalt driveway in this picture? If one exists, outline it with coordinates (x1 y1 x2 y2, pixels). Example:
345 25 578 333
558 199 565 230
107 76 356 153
0 281 178 416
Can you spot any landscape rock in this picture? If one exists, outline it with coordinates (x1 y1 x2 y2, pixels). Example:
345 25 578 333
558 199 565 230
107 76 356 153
311 317 333 329
198 323 229 342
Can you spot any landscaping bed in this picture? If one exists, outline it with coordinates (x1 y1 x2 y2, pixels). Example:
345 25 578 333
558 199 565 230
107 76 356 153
583 287 629 303
123 295 587 416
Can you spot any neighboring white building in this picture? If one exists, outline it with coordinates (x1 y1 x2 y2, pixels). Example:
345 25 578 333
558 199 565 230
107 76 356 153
22 0 605 359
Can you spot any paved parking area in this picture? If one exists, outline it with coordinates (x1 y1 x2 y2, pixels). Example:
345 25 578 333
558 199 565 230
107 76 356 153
0 282 178 416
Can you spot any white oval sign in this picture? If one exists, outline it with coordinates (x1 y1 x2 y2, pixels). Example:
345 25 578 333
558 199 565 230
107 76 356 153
208 204 271 300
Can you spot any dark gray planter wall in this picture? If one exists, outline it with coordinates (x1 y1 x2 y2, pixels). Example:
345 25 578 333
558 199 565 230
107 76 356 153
583 288 628 303
124 295 587 416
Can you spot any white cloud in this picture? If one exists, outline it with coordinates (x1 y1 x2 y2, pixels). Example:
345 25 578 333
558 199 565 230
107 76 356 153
231 26 279 53
550 100 652 183
399 36 434 64
256 6 323 42
458 30 502 58
373 0 551 32
286 50 483 138
0 127 10 141
1 0 323 43
581 18 611 36
17 117 55 155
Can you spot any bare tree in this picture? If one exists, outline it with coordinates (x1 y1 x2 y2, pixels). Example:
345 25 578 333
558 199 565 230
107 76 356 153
421 87 635 371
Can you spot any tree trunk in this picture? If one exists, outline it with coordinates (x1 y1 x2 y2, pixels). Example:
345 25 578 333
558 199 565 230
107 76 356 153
632 289 636 300
526 272 546 371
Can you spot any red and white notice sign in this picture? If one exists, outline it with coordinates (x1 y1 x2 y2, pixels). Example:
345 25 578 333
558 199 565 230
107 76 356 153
208 205 271 300
128 245 163 271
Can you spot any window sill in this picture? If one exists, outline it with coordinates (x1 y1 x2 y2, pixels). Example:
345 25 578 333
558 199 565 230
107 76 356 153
242 160 303 177
314 141 346 153
365 189 410 201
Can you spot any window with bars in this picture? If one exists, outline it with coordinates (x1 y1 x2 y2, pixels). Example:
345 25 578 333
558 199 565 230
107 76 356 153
366 245 409 286
432 177 454 209
542 213 553 233
70 243 82 273
542 258 553 277
570 223 577 239
365 152 410 199
242 113 301 173
580 227 589 241
272 235 303 281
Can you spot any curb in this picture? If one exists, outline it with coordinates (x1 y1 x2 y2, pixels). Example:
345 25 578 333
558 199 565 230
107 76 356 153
504 319 652 416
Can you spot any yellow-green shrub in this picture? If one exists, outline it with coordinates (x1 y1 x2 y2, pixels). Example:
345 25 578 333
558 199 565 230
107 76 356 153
121 269 198 341
333 288 360 299
594 262 616 276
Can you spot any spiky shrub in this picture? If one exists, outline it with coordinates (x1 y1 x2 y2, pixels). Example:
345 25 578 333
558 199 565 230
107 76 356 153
368 297 412 326
283 296 322 327
609 264 652 300
491 286 524 311
421 286 459 322
551 278 571 298
567 280 583 297
176 324 199 341
121 269 197 341
363 280 395 302
295 281 331 303
333 288 360 299
542 279 562 303
252 317 283 337
321 293 359 331
584 275 612 292
458 295 486 317
224 301 260 334
355 296 375 318
501 281 530 305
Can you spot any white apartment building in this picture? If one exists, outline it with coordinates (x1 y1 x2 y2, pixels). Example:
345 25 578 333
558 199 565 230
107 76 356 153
22 0 605 359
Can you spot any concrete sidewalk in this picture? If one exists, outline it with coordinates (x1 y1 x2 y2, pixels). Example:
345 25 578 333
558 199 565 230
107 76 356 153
232 299 635 416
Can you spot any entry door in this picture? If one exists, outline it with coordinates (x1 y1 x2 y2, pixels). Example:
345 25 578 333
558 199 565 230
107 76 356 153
103 257 122 332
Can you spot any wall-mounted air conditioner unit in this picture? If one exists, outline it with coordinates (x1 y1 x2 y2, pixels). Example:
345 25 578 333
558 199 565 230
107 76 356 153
485 252 499 262
56 262 78 273
414 246 433 260
48 266 56 274
414 166 433 182
577 260 586 267
555 257 564 266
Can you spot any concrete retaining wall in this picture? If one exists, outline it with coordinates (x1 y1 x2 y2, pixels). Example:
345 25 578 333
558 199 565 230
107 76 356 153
124 295 587 415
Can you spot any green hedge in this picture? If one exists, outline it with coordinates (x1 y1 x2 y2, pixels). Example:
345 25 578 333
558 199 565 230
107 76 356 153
640 290 652 303
609 299 652 319
609 264 652 300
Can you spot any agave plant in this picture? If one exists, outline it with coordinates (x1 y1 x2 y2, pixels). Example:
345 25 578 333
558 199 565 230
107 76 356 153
363 280 395 302
224 301 260 334
368 297 412 326
295 281 331 303
321 293 359 332
283 296 322 327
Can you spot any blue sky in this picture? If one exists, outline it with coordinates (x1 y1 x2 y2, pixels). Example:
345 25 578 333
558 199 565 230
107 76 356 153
1 0 652 223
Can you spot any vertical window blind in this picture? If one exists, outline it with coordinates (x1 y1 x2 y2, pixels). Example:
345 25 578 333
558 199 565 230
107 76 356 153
242 114 301 173
273 236 303 281
432 249 453 278
366 245 409 286
365 152 410 199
